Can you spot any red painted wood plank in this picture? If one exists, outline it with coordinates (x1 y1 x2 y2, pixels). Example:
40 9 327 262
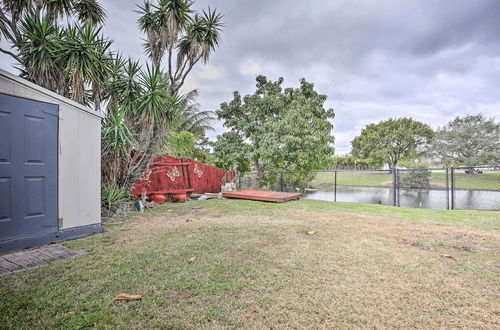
150 189 194 194
151 162 191 166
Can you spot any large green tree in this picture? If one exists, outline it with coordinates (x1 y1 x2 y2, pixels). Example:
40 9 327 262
213 75 335 186
212 131 251 174
351 118 434 168
429 114 500 165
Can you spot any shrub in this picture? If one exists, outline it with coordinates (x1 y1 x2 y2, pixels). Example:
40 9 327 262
399 166 431 189
101 183 128 210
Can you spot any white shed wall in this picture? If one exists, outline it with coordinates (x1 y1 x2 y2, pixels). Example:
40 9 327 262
0 70 102 229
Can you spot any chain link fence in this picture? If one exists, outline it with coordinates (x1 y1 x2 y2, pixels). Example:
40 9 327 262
237 165 500 211
393 167 449 209
451 165 500 210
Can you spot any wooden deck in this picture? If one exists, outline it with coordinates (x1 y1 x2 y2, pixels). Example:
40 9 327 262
222 190 302 203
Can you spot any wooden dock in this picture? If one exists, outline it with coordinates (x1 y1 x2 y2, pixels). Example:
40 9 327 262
222 190 302 203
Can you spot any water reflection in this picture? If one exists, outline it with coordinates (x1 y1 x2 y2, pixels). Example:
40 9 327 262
304 186 500 210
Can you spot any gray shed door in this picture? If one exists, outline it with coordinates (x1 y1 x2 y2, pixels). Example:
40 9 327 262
0 93 58 241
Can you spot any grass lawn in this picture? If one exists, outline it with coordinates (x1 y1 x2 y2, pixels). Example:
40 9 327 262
1 199 499 328
313 171 500 190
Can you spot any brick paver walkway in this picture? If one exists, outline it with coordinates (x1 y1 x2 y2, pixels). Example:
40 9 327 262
0 245 84 276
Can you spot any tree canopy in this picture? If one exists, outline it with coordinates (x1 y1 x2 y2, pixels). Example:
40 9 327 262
0 0 110 107
213 75 335 186
429 114 500 166
351 118 433 168
331 155 377 170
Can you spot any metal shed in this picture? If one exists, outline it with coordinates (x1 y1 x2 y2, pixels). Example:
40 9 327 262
0 69 102 252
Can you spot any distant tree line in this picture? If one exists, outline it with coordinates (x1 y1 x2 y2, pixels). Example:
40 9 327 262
340 114 499 170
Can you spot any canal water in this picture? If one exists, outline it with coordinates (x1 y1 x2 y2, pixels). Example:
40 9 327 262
304 186 500 210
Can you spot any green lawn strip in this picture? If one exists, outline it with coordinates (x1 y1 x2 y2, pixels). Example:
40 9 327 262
313 171 391 186
313 171 500 190
169 199 500 231
0 222 263 328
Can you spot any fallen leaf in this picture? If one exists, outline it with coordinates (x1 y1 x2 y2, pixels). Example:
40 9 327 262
113 293 142 301
305 230 316 235
167 209 173 212
439 254 457 261
188 256 197 263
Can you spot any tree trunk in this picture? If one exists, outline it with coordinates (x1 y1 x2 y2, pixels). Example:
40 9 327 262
122 122 166 199
254 161 262 189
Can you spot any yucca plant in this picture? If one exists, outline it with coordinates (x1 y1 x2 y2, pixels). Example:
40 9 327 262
136 0 223 92
101 183 128 210
72 0 106 26
58 24 112 105
135 64 170 125
44 0 73 20
17 13 62 92
102 108 136 155
105 56 142 113
2 0 224 217
0 0 109 107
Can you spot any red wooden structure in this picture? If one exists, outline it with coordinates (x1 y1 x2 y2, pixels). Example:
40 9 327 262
131 155 233 198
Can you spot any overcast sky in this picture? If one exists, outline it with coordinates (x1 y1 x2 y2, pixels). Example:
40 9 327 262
2 0 500 154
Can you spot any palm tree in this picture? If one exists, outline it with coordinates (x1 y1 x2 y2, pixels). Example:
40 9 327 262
170 89 215 136
2 0 224 209
120 65 187 191
158 89 215 157
137 0 192 68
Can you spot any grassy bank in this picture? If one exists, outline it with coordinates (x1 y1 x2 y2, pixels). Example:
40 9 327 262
313 171 500 190
1 199 499 328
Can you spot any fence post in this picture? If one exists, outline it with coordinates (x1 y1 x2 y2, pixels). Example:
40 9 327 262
392 167 398 207
238 174 242 190
279 172 284 192
397 168 400 207
451 167 455 210
445 167 450 210
334 170 337 202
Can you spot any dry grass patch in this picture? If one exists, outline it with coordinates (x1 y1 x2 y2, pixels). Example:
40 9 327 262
0 199 498 329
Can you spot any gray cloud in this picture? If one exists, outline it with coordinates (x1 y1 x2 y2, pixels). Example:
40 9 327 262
1 0 499 154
